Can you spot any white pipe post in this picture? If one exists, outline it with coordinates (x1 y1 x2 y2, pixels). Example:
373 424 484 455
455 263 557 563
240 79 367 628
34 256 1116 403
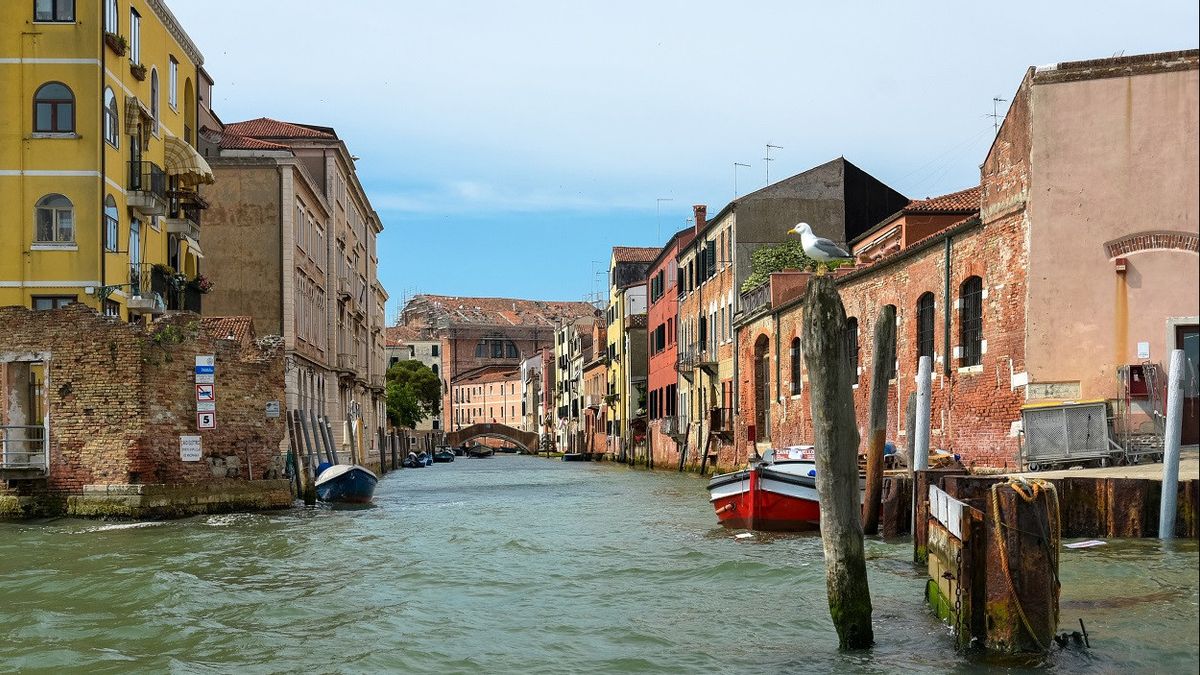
1159 349 1185 540
914 355 933 471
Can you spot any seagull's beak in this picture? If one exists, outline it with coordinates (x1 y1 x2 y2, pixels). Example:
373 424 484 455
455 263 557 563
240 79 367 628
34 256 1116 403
787 226 799 235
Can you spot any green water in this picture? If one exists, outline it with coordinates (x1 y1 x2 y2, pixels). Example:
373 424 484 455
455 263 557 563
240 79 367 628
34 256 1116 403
2 455 1197 673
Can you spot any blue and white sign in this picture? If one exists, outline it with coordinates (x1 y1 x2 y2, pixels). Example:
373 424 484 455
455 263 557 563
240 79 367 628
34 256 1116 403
195 355 215 375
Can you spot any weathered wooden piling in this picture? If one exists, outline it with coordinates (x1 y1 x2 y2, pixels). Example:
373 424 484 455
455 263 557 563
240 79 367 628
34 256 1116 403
863 304 895 534
285 410 316 505
800 276 873 649
985 479 1060 652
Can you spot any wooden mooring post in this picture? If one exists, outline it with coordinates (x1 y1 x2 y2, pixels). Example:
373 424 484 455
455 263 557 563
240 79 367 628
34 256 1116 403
285 410 317 505
800 276 873 649
863 304 895 535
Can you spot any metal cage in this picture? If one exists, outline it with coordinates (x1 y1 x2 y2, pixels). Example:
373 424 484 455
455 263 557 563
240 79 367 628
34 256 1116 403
1021 401 1114 470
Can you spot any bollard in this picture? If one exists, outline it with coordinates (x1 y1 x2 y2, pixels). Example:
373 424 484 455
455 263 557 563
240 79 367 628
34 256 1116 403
914 356 932 470
1159 349 1185 539
985 478 1060 653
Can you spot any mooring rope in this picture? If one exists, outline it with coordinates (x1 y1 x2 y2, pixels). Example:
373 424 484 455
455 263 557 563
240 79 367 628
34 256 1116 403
990 476 1061 651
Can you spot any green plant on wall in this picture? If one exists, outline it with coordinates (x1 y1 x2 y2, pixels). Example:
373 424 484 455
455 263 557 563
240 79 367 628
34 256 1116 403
740 239 846 292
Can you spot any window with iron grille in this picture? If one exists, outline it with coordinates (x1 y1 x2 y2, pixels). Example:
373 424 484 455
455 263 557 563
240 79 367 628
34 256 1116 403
960 276 983 367
790 337 801 395
885 305 897 380
845 317 859 384
916 292 935 365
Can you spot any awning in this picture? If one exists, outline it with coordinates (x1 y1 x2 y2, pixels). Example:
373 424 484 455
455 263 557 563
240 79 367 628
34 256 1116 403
183 234 204 259
164 135 215 185
124 96 152 135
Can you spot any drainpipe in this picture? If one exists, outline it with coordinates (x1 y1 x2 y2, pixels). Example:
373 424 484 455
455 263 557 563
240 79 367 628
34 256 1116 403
99 10 106 306
943 235 952 377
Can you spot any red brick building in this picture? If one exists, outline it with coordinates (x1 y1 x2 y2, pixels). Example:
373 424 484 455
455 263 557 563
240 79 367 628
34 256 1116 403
0 305 290 517
645 227 694 467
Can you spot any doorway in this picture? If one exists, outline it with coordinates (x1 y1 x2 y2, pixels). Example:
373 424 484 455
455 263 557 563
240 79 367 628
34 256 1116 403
1177 324 1199 445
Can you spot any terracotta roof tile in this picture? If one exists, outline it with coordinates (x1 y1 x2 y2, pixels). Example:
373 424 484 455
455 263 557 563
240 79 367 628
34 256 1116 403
905 186 980 213
224 117 336 139
200 316 256 344
452 365 521 385
612 246 662 263
385 324 429 346
401 295 596 329
212 130 290 151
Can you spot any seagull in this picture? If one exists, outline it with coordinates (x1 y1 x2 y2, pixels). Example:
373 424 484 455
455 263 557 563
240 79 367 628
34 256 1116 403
787 223 852 273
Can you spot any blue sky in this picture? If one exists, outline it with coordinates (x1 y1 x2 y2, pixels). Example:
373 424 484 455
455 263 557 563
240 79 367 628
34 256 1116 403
170 1 1199 320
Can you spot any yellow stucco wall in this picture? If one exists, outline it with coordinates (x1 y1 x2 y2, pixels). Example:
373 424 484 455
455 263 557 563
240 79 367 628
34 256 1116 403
1 0 203 318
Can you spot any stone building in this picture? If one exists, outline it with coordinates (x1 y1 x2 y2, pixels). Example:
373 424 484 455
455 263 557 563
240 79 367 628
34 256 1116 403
450 366 523 430
730 50 1199 470
199 118 389 454
396 294 596 432
0 305 290 517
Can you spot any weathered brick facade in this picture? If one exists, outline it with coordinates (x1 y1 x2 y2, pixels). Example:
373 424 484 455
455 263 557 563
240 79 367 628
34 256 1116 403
1 305 288 515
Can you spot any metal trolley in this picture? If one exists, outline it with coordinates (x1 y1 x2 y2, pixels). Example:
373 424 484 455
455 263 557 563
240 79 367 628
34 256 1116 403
1020 399 1119 471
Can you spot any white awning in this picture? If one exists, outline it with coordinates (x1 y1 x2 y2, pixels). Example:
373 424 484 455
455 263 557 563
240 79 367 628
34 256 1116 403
164 135 215 185
124 96 151 135
183 235 204 259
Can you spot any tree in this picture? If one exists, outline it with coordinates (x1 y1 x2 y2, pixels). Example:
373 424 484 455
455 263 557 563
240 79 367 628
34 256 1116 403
385 360 441 428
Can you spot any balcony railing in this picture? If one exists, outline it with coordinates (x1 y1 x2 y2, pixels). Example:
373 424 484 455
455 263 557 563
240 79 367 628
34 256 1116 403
369 374 386 390
1 425 47 473
128 263 167 314
584 393 603 408
336 352 357 374
127 161 167 216
165 188 207 237
740 282 770 317
710 407 734 436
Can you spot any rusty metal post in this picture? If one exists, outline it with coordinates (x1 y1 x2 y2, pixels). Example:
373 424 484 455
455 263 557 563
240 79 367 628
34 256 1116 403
985 480 1060 653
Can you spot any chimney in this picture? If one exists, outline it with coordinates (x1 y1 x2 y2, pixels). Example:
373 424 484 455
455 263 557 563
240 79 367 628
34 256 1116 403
693 204 707 235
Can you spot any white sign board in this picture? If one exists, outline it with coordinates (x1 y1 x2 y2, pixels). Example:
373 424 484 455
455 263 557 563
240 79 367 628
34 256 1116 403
195 355 215 368
197 401 216 413
180 435 202 461
196 384 215 402
1137 341 1150 359
197 412 216 430
195 372 214 385
265 400 281 418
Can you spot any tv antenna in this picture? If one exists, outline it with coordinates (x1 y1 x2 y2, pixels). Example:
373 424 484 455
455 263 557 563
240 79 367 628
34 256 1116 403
988 97 1008 133
764 144 783 185
733 162 751 199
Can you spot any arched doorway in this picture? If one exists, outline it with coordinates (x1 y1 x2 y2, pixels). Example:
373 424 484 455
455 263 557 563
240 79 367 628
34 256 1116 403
753 334 770 442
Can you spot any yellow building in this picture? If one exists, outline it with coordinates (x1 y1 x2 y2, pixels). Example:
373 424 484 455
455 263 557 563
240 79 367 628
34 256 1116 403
606 246 657 459
1 0 212 320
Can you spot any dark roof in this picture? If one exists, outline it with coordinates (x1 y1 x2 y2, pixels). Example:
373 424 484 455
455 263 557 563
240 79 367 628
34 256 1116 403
648 226 697 269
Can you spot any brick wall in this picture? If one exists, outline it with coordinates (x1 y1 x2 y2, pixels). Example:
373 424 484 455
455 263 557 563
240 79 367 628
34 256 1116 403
0 304 285 495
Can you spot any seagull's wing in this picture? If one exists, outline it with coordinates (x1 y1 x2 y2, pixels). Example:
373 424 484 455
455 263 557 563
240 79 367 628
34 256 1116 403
811 237 852 259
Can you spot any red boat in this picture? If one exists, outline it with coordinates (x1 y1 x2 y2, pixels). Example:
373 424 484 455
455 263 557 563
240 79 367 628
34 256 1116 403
707 447 831 531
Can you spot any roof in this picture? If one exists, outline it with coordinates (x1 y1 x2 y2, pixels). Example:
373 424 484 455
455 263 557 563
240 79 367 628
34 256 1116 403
224 117 336 139
904 186 981 213
200 316 255 343
648 227 697 269
451 365 521 386
401 294 597 329
385 324 435 346
212 130 290 151
612 246 662 264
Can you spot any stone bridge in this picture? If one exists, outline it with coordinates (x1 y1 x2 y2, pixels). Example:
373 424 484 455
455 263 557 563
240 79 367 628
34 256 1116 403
445 423 539 453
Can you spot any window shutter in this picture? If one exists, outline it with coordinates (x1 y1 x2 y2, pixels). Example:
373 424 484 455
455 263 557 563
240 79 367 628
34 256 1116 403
706 240 717 278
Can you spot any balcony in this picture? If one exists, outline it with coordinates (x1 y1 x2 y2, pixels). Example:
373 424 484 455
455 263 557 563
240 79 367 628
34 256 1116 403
584 393 603 409
1 424 47 478
336 274 351 300
369 374 386 391
660 415 689 440
710 407 734 438
165 188 207 240
336 352 357 376
127 263 167 315
740 282 770 318
127 161 167 216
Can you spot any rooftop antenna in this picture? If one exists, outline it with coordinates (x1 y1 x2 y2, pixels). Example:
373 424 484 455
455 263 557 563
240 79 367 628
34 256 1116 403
733 162 751 199
764 144 783 185
989 97 1008 134
656 197 673 243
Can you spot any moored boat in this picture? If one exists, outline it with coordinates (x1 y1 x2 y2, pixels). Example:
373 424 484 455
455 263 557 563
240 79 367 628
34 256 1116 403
467 446 494 458
315 464 378 504
707 446 855 531
432 448 455 462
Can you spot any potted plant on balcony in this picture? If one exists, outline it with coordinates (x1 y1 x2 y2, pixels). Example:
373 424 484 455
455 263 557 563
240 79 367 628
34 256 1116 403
130 62 147 80
104 32 128 56
187 274 214 294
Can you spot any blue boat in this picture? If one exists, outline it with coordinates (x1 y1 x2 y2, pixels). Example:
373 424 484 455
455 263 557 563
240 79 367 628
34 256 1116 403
314 464 378 504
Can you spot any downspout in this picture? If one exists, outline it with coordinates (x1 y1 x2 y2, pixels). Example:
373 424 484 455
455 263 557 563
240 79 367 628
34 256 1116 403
943 235 952 377
99 10 106 305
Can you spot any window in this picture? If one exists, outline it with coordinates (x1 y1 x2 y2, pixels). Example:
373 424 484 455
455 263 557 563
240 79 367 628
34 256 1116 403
790 337 802 395
34 0 73 21
104 195 118 251
846 317 859 384
169 57 178 109
960 276 983 367
104 0 117 32
33 82 74 133
129 8 140 64
103 87 119 146
150 69 159 133
916 292 935 366
885 304 897 380
35 194 74 243
33 296 76 310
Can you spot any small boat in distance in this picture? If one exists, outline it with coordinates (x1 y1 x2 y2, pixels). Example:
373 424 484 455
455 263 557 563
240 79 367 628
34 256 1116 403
468 446 494 458
707 447 844 531
315 464 378 504
432 448 455 463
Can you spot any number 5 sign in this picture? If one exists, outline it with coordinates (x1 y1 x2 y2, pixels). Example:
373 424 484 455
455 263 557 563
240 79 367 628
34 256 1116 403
197 411 216 430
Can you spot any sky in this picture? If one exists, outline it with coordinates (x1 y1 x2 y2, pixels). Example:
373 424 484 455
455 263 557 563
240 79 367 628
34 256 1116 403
169 1 1199 320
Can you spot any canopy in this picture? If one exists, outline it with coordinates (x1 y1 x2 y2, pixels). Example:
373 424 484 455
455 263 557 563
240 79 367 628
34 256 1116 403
183 234 204 259
124 96 152 135
164 135 215 185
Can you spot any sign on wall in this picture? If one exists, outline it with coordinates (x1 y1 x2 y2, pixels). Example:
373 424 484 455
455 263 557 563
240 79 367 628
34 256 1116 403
180 435 202 461
265 400 281 418
197 412 216 430
195 355 216 431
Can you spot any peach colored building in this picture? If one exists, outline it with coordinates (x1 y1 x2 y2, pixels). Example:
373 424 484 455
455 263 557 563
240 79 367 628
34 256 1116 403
450 365 523 430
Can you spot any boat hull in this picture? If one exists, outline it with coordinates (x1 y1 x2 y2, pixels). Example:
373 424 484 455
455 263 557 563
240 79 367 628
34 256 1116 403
707 463 823 531
315 464 378 504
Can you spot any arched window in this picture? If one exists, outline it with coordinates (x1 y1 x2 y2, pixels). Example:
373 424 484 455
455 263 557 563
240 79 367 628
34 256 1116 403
34 82 74 133
960 277 984 367
149 69 159 133
845 317 859 385
103 87 119 146
790 337 802 395
35 194 74 243
104 195 118 251
916 292 935 366
753 335 771 440
884 304 897 380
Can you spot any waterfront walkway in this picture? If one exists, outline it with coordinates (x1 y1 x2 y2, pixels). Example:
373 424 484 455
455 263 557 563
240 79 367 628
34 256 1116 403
1007 448 1200 481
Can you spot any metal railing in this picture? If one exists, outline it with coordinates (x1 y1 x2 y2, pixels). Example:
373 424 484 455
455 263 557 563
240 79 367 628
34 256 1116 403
1 425 47 470
128 161 166 196
167 188 207 228
740 282 770 316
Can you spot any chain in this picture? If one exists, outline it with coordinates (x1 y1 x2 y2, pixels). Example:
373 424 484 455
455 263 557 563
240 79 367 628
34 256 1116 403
954 548 964 637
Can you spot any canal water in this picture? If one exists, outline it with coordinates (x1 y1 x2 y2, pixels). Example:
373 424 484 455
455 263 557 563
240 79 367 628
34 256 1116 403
1 455 1197 673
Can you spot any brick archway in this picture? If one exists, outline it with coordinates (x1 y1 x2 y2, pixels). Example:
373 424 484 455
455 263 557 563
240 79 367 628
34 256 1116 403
445 423 538 452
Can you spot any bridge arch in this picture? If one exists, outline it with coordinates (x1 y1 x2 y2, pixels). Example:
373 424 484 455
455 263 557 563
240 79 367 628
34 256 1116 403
445 423 538 453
